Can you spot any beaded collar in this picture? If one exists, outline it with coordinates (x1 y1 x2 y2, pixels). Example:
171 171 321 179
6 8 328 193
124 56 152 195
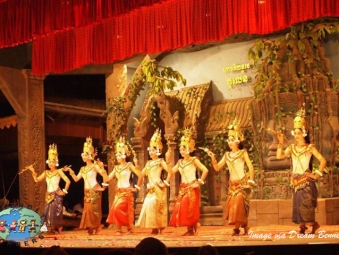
225 150 244 162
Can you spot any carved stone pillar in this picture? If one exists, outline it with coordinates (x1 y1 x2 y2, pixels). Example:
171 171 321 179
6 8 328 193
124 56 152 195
19 69 46 213
164 133 179 214
130 136 148 216
105 64 127 211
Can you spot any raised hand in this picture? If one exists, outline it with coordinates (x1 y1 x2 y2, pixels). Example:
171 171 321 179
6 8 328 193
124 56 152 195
62 165 72 172
19 164 34 175
199 147 214 157
276 132 284 144
95 158 105 169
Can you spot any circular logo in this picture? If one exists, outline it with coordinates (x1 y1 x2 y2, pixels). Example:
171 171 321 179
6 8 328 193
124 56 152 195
0 207 42 241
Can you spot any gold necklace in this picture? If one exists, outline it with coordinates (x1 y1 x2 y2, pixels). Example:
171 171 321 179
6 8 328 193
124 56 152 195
115 162 130 179
226 150 244 162
46 170 59 178
82 164 95 174
146 159 162 176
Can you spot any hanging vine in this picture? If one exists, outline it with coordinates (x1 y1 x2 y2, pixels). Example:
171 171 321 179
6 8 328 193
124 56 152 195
248 18 339 101
104 58 186 154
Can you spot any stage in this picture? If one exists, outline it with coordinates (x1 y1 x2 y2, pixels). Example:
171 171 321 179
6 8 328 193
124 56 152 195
17 224 339 255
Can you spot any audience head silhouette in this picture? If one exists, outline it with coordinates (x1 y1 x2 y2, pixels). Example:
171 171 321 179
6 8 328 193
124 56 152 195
135 237 168 255
198 244 220 255
39 245 69 255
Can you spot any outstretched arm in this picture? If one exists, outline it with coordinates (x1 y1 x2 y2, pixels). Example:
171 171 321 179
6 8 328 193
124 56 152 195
107 169 116 182
194 158 209 183
160 160 172 185
59 169 71 194
308 146 327 180
64 166 82 182
210 152 226 172
95 160 108 183
28 165 45 182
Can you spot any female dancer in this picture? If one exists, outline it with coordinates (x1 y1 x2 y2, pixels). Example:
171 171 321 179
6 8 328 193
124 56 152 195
136 129 172 235
169 128 209 236
65 137 108 235
206 118 254 236
26 144 71 234
106 137 141 235
275 107 326 234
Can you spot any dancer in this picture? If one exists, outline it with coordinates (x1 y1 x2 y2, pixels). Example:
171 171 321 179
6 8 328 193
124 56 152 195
136 129 172 235
25 144 70 234
205 118 254 236
275 107 326 234
106 137 141 235
65 137 108 235
169 128 209 236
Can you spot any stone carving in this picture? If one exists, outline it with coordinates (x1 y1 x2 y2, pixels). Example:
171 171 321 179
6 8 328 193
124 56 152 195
132 82 213 206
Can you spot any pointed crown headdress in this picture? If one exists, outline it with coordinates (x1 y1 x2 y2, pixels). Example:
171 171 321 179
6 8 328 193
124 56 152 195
228 117 244 141
180 128 195 153
83 137 96 160
149 129 163 155
115 136 131 158
46 144 59 166
292 107 307 137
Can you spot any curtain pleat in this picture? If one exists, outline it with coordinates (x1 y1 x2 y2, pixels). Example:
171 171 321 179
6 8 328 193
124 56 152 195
0 0 165 48
3 0 339 75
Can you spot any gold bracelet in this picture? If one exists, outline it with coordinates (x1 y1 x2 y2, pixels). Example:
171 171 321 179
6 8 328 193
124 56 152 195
314 170 323 177
277 143 284 149
211 159 217 164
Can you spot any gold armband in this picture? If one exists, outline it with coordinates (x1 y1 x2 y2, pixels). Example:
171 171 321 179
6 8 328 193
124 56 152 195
211 158 217 164
277 143 284 149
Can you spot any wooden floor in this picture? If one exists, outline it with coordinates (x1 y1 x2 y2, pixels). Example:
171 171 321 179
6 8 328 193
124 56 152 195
19 224 339 255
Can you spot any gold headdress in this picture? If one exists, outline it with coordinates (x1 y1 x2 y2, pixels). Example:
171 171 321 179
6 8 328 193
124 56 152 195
180 128 195 153
228 117 244 141
46 144 59 166
292 107 307 137
149 128 163 155
83 137 96 160
115 136 131 158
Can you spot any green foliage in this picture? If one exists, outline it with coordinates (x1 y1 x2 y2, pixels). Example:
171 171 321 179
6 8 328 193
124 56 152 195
141 59 186 95
105 58 186 142
143 59 187 128
248 18 339 100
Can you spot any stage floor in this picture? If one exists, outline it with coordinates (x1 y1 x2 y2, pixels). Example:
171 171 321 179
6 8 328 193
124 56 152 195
19 224 339 254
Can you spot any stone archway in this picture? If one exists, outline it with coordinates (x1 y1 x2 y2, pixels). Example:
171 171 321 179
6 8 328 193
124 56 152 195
131 82 213 217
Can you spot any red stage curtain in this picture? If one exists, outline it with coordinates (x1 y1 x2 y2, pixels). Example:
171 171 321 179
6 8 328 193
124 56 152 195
0 0 165 48
3 0 339 75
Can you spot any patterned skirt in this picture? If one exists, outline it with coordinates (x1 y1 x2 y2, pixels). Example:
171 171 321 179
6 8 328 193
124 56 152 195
106 188 134 227
79 184 102 229
136 184 168 228
225 177 251 225
169 181 200 228
292 174 318 223
41 188 63 227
